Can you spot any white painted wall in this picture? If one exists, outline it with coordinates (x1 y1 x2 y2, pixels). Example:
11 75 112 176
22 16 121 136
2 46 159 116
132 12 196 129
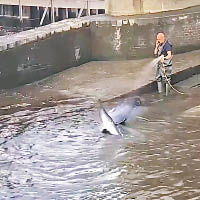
105 0 200 16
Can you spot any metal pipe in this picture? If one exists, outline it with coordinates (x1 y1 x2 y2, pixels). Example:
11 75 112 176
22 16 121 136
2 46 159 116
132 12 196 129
86 0 90 16
0 5 3 15
19 0 23 22
50 0 55 23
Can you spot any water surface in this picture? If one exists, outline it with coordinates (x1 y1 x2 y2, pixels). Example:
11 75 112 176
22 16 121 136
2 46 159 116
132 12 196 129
0 63 200 200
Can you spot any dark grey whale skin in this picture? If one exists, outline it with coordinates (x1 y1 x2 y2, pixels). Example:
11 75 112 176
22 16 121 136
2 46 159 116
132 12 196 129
108 96 142 125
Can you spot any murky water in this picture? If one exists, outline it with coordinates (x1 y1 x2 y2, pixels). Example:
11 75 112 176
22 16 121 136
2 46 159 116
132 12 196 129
0 63 200 199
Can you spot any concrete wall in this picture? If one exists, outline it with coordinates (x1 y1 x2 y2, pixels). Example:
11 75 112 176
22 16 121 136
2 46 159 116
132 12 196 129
143 0 200 13
0 27 91 89
105 0 200 16
91 9 200 60
105 0 142 16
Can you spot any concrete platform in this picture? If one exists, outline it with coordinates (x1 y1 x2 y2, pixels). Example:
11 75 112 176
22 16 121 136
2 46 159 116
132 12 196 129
0 49 199 115
16 49 200 102
37 49 200 102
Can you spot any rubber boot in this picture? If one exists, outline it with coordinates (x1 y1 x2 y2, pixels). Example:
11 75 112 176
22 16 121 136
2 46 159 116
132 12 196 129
165 83 170 96
157 81 162 93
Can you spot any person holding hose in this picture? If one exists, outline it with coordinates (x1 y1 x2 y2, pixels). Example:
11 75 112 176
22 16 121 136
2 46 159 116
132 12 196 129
154 32 173 96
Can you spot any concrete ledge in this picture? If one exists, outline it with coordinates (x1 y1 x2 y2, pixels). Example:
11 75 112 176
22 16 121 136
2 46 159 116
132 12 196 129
109 51 200 102
0 17 92 52
121 64 200 101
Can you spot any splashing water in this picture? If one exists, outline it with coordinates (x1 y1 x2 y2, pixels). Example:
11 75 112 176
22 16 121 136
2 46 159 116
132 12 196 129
135 56 162 86
148 56 162 68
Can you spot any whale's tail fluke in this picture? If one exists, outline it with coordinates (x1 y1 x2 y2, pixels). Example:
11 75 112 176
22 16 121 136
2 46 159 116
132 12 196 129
98 101 122 136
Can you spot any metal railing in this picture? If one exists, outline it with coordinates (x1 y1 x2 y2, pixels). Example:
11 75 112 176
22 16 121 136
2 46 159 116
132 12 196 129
0 0 105 9
0 0 105 26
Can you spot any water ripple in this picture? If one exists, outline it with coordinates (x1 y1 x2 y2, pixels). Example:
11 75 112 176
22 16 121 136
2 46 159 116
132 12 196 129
0 86 200 199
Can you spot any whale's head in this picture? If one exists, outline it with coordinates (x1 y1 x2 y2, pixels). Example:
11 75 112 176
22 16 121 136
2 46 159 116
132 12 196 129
124 96 142 108
134 97 142 106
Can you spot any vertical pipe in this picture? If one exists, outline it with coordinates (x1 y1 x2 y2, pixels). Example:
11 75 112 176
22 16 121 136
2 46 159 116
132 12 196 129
76 8 79 17
56 7 58 17
86 0 89 16
50 0 55 23
140 0 143 13
161 0 164 11
0 5 3 15
66 8 68 19
19 0 23 22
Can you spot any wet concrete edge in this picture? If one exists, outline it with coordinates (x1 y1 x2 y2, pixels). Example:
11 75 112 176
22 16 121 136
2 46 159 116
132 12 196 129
109 64 200 102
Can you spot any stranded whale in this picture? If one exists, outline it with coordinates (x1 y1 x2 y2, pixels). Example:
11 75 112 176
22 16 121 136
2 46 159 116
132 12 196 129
99 97 142 135
108 96 142 125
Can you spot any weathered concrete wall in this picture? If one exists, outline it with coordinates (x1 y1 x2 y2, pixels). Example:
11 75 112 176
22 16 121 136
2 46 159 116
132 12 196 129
0 27 91 89
91 7 200 60
143 0 200 13
105 0 200 16
105 0 142 16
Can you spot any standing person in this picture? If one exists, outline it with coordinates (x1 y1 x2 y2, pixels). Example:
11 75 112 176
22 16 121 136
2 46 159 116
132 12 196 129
154 32 173 96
